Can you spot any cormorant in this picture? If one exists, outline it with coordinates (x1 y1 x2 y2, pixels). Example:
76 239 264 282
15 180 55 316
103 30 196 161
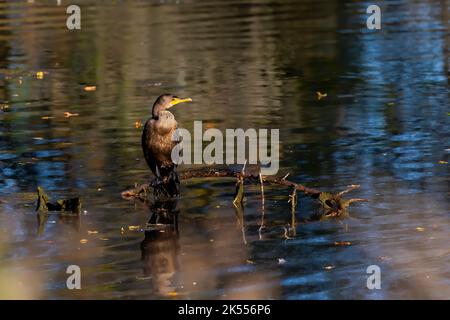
142 94 192 197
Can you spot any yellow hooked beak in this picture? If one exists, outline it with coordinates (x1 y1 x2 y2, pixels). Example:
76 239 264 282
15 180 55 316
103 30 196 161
169 97 193 108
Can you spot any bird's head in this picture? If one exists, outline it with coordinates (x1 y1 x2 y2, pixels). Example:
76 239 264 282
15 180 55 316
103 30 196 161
152 94 192 119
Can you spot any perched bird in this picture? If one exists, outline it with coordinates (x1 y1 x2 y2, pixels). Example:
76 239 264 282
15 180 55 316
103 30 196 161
142 94 192 197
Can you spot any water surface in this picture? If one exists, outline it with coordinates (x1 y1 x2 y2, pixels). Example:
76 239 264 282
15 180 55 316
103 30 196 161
0 0 449 299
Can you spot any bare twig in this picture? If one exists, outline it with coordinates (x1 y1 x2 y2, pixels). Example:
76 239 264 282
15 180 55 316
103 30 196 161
259 173 265 210
288 187 297 237
258 173 265 239
337 184 360 197
233 196 247 245
233 175 245 206
346 198 369 205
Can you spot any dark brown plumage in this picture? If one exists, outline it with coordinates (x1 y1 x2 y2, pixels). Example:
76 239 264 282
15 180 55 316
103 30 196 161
141 94 192 197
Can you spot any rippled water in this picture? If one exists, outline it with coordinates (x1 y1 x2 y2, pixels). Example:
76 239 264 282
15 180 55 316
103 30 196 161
0 0 449 299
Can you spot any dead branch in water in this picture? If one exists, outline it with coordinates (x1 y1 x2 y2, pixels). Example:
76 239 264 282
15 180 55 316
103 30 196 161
122 168 321 198
121 168 367 217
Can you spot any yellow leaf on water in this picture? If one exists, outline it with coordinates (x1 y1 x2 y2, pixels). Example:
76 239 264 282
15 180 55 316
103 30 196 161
416 227 425 232
438 160 448 164
36 71 44 79
316 91 327 100
87 230 98 235
135 121 142 129
128 225 140 231
166 292 178 297
64 112 79 118
84 85 97 92
41 116 53 120
80 239 88 244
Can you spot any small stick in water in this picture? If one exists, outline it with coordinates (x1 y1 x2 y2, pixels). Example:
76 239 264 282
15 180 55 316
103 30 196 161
258 172 265 239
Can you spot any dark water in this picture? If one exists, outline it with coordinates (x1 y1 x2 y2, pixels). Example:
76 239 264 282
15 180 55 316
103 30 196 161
0 0 449 299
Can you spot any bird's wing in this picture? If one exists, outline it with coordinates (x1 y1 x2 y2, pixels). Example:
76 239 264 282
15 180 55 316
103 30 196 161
141 118 157 175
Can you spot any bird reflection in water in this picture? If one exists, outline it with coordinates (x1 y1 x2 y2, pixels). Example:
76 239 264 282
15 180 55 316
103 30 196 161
140 198 180 295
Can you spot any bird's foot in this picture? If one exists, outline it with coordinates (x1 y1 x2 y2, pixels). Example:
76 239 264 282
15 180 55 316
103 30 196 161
168 170 180 196
151 177 175 200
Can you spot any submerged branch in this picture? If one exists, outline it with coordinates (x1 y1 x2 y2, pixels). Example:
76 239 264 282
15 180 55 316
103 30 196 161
122 169 322 199
121 168 367 217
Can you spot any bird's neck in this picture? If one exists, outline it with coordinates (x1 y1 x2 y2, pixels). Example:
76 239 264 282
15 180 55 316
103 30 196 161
152 104 164 119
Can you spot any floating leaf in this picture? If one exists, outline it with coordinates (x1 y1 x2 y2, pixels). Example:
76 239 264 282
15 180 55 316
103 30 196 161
128 225 140 231
35 186 81 213
80 239 88 244
323 265 335 270
56 198 82 212
316 91 327 100
135 121 142 129
36 71 44 79
36 187 50 212
83 85 97 92
87 230 98 235
378 256 391 261
438 160 448 164
166 292 178 297
64 112 79 118
416 227 425 232
334 241 352 246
